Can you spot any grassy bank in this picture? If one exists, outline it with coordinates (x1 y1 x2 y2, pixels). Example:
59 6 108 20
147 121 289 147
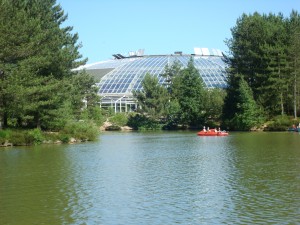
0 121 99 147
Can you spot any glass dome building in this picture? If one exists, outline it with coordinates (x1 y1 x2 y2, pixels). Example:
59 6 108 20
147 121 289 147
75 48 227 112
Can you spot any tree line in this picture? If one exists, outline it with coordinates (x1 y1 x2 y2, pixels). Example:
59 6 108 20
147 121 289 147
1 1 300 133
132 11 300 131
222 11 300 130
132 59 226 130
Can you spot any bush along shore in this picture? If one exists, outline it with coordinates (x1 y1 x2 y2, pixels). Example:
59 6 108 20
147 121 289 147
0 121 100 147
2 112 299 147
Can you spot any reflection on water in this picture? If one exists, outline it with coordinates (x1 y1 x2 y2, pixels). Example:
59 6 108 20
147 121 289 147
1 131 300 224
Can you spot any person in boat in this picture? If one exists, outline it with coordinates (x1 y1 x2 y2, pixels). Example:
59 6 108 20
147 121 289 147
214 128 217 133
218 127 221 132
203 126 206 132
207 127 210 131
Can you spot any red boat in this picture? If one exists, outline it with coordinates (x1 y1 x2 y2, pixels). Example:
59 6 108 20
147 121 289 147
197 128 229 136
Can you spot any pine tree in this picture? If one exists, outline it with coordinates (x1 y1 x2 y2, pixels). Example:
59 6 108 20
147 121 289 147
173 58 206 127
232 77 264 130
161 60 182 96
0 0 90 129
222 73 243 128
225 12 298 118
133 73 169 119
288 11 300 119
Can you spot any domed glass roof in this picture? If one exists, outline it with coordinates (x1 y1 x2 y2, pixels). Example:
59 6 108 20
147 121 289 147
78 53 227 97
75 49 228 112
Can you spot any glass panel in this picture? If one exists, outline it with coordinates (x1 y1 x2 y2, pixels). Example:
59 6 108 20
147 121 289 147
96 54 227 96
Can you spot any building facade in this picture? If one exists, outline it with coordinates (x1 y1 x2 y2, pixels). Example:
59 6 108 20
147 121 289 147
75 48 227 112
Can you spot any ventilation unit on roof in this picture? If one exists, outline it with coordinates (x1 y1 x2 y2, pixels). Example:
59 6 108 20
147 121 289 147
194 48 202 55
174 51 182 55
216 49 223 56
128 49 145 57
137 49 144 56
128 51 135 56
201 48 210 56
112 54 125 59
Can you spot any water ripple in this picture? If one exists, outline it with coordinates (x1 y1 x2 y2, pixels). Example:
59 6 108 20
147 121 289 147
1 132 300 224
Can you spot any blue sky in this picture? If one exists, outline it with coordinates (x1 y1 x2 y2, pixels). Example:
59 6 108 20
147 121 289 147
57 0 299 64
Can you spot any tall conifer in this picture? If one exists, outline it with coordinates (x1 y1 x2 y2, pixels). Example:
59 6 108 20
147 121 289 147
0 0 92 129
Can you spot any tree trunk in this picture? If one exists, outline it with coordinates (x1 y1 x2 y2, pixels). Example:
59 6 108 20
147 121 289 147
278 64 284 115
35 114 41 129
3 111 8 128
294 66 297 119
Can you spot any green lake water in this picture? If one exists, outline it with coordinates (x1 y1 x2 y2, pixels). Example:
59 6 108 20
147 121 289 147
1 131 300 224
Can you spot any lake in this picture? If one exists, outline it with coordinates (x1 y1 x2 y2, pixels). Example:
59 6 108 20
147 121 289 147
1 131 300 224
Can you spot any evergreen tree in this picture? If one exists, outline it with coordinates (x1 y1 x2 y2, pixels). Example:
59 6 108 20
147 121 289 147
205 88 226 124
70 72 100 117
225 12 291 117
161 60 182 95
222 73 243 128
0 0 90 129
133 73 169 119
258 13 290 116
173 58 206 127
288 11 300 119
233 77 264 130
160 60 182 127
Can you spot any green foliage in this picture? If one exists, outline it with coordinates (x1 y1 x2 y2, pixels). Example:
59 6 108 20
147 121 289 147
101 107 115 118
0 130 11 144
43 132 60 142
7 129 42 146
70 72 101 117
127 114 162 130
20 75 69 129
164 100 181 129
225 11 300 118
223 76 264 130
133 73 169 119
57 133 71 143
61 121 99 141
0 123 100 146
173 57 206 127
42 101 75 131
87 107 105 126
204 88 226 124
109 113 128 126
289 11 300 119
222 73 241 123
28 128 44 145
265 115 296 131
132 58 223 129
9 131 27 146
161 60 182 94
105 125 122 131
0 0 96 130
79 106 104 126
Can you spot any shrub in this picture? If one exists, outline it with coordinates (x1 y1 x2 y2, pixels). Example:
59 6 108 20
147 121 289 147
127 114 162 130
265 115 296 131
109 113 128 126
44 132 60 142
105 125 121 131
9 130 27 145
88 107 105 126
61 121 99 141
0 129 32 146
58 133 71 143
0 130 11 144
28 128 45 145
